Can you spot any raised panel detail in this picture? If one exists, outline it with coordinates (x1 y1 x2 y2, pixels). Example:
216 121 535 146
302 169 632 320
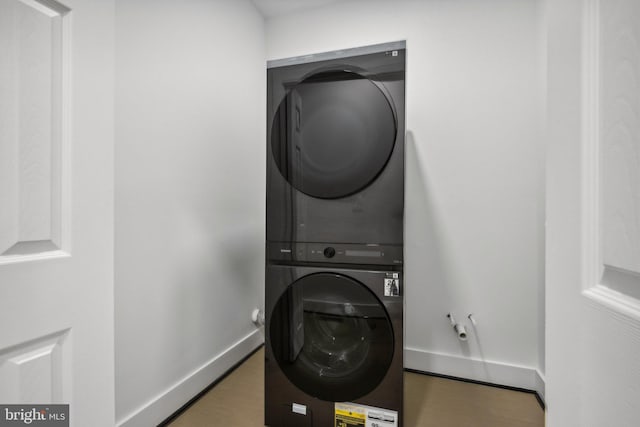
0 330 70 403
600 0 640 294
601 265 640 300
0 0 70 262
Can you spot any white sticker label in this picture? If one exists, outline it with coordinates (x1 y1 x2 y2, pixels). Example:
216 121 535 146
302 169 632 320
292 403 307 416
384 278 400 297
336 402 398 427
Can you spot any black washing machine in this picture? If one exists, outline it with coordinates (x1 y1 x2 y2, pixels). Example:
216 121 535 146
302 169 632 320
266 42 406 252
265 263 403 427
265 42 406 427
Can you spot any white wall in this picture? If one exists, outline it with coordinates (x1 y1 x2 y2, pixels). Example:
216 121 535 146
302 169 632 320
114 1 265 425
266 0 545 392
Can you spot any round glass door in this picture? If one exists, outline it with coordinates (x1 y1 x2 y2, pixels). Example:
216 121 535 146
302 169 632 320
270 273 394 402
271 70 397 199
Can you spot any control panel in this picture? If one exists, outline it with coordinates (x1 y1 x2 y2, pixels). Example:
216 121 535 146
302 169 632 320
267 242 403 266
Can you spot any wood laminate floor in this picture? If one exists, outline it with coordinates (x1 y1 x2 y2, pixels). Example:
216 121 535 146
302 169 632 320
168 348 544 427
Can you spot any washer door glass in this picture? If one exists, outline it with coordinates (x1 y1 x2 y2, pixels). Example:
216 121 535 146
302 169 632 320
271 70 397 199
270 273 394 402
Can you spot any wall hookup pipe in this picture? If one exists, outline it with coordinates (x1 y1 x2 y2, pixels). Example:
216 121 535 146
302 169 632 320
447 312 468 341
251 308 265 326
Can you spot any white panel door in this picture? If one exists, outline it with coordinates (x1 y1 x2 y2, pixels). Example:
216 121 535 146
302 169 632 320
0 0 114 425
546 0 640 426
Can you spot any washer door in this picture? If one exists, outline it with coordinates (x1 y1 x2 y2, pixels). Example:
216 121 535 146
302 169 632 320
271 70 397 199
270 273 394 402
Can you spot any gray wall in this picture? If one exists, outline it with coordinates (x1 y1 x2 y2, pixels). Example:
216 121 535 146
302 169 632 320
115 1 265 425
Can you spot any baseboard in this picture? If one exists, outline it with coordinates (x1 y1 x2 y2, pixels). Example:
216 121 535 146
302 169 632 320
405 347 546 401
534 369 546 403
116 329 264 427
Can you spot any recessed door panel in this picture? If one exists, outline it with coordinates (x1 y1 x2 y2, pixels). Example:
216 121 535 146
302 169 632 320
0 0 69 260
0 330 70 403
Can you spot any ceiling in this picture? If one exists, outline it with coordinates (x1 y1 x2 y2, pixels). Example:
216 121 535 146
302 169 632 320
250 0 349 18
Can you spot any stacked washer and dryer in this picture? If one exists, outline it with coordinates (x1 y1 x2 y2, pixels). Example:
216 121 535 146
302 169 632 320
264 42 406 427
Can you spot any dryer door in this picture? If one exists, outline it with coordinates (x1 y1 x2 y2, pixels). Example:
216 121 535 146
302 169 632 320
270 272 394 402
271 70 397 199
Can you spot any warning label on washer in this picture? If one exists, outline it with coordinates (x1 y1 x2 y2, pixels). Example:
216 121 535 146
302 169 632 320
335 403 365 427
384 275 400 297
335 413 365 427
335 402 398 427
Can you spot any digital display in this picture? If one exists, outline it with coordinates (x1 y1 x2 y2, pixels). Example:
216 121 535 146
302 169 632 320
345 250 382 257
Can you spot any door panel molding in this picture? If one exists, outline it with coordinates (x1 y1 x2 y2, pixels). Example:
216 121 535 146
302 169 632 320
0 329 71 403
581 0 640 320
0 0 71 265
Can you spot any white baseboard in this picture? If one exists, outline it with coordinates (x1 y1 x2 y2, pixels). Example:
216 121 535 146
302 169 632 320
405 347 545 400
116 329 264 427
534 369 546 402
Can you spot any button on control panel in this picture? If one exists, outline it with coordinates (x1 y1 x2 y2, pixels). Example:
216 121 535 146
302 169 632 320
323 247 336 258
